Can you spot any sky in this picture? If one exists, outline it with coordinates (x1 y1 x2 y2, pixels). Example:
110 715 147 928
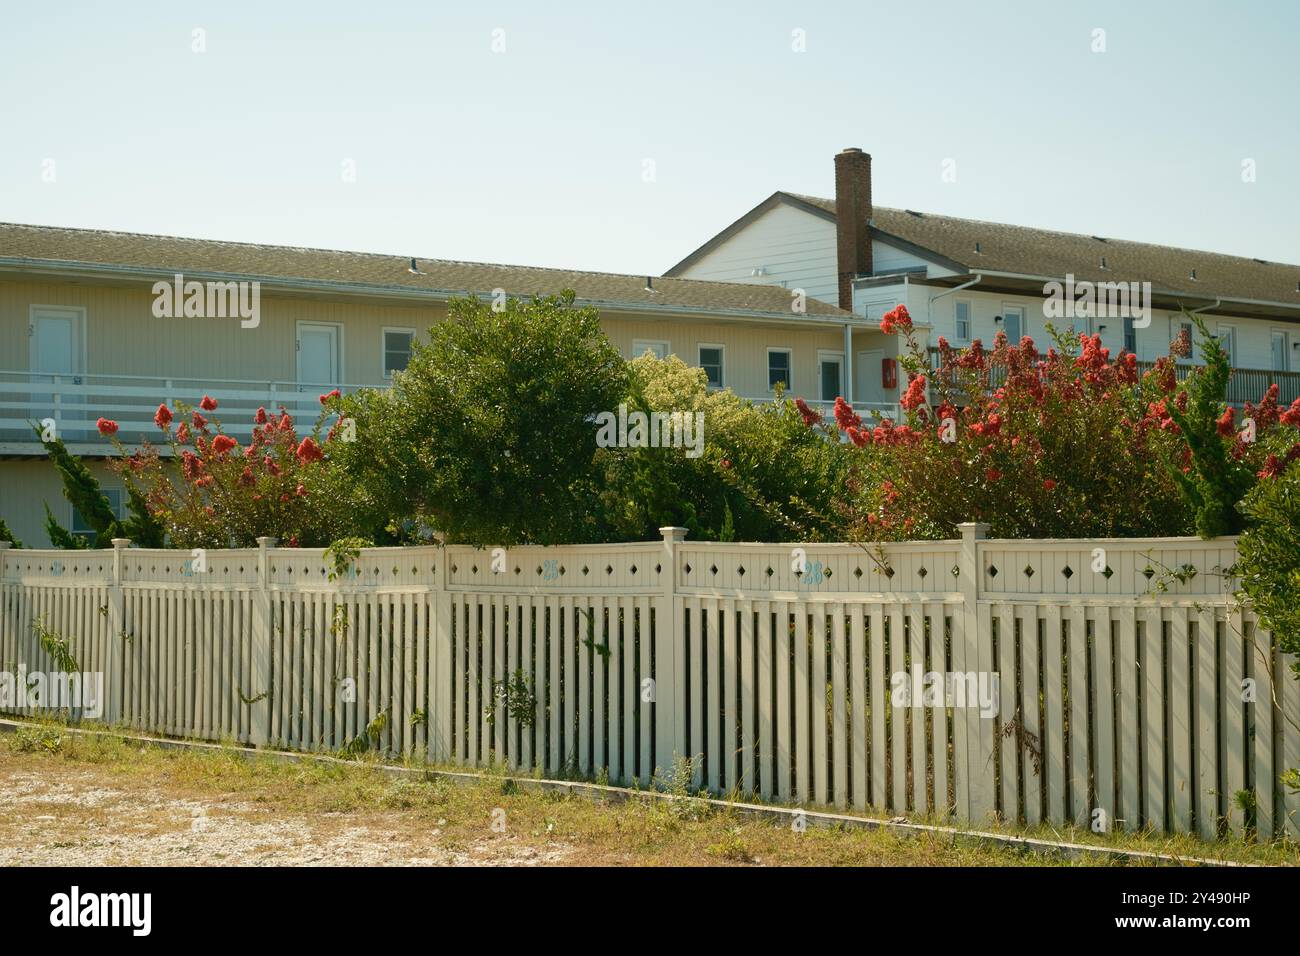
2 0 1297 277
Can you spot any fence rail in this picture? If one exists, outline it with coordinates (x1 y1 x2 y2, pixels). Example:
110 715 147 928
1 528 1296 839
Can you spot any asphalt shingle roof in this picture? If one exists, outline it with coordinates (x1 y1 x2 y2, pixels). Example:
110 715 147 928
0 221 851 319
782 192 1300 307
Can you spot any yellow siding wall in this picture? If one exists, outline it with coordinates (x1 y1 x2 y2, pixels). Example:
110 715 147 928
1 275 851 545
0 459 124 548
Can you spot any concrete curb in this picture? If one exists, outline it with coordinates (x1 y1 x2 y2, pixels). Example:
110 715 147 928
0 717 1251 867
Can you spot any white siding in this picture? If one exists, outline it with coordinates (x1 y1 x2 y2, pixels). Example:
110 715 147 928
675 204 839 305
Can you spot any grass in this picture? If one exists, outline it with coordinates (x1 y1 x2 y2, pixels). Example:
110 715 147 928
1 720 1296 866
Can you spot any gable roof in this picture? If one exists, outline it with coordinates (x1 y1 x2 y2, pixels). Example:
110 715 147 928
0 221 852 321
667 191 1300 311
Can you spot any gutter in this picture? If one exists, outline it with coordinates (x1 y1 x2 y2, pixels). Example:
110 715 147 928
959 268 1300 317
927 273 983 328
0 258 856 327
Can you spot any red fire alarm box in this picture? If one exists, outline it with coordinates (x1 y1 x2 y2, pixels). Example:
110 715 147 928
882 357 898 390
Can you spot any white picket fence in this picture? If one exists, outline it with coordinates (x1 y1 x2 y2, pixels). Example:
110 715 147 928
1 526 1297 840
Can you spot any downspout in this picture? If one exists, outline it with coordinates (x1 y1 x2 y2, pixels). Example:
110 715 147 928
928 273 984 327
844 322 854 408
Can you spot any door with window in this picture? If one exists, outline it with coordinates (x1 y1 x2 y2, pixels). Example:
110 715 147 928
297 323 340 390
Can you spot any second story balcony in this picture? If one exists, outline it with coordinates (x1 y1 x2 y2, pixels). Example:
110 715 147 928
0 371 893 456
0 371 364 454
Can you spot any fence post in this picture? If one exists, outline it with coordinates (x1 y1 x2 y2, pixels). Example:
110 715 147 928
957 521 994 823
104 538 130 726
656 527 687 777
430 536 452 763
251 536 277 747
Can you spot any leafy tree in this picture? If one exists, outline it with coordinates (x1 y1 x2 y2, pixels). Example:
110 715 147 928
43 504 87 549
0 518 22 548
333 291 628 546
1165 313 1255 537
598 353 852 541
37 428 124 547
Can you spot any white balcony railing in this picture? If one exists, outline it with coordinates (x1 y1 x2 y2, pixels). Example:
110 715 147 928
0 371 897 451
0 371 364 448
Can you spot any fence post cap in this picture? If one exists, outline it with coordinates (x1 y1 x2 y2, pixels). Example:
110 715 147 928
256 536 279 549
957 522 990 538
0 541 10 551
111 538 131 549
659 526 688 542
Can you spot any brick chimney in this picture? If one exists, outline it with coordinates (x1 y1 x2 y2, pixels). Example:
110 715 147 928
834 147 873 311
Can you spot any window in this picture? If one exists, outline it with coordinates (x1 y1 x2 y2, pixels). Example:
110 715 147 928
383 328 415 376
698 345 724 388
1123 317 1137 356
1271 331 1289 372
1216 325 1236 364
955 300 971 341
767 349 792 391
1002 306 1024 342
71 489 122 545
632 340 670 360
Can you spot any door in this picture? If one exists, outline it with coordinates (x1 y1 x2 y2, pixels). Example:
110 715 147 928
1002 306 1024 343
297 323 340 390
29 307 85 439
818 354 843 403
855 350 885 406
1271 331 1288 372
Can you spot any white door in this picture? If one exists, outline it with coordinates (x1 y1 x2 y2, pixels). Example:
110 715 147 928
297 323 340 390
30 309 81 378
855 350 885 405
29 308 85 437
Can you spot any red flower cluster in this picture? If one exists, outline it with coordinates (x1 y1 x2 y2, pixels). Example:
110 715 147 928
879 304 913 335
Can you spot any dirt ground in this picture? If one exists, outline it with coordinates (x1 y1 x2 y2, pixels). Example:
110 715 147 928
1 725 1294 867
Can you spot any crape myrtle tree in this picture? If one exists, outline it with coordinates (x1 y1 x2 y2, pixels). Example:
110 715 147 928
333 291 629 546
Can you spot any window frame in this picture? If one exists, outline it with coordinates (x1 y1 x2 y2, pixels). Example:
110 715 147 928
381 326 417 379
954 299 972 342
631 339 670 360
697 343 725 389
766 347 793 393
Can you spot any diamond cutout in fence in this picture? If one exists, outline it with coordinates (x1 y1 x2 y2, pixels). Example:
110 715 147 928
917 566 928 579
627 565 635 575
1062 565 1074 580
1102 566 1114 579
471 565 478 575
605 565 614 576
1023 564 1035 578
854 567 863 579
987 564 999 578
710 565 718 576
951 565 961 578
581 566 589 576
737 566 746 577
766 567 775 578
684 563 692 575
883 565 895 579
1142 566 1155 580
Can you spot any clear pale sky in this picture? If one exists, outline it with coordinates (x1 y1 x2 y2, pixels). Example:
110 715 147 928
2 0 1297 277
